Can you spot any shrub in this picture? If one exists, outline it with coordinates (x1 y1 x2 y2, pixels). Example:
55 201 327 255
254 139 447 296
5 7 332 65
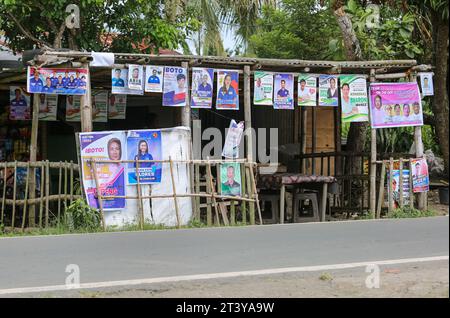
64 199 102 232
387 206 437 219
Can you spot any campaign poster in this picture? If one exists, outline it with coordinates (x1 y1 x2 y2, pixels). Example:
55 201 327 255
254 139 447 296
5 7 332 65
369 83 423 129
411 158 429 193
273 73 294 110
297 74 317 106
339 75 369 123
220 162 242 197
37 94 58 121
92 90 108 123
9 86 31 120
191 67 214 109
216 70 239 110
27 66 87 95
127 64 144 90
144 65 164 93
253 71 273 105
222 120 244 159
79 131 126 210
163 66 187 107
65 95 81 122
111 68 144 95
126 130 162 184
319 75 339 106
108 94 127 120
388 169 410 208
419 72 434 96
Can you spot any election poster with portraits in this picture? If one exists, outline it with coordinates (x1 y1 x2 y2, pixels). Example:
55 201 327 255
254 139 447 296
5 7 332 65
216 70 239 110
111 68 144 95
108 94 127 120
273 73 294 110
144 66 164 93
319 75 339 106
411 158 429 193
9 86 31 120
388 169 410 208
369 83 423 128
163 66 187 107
191 67 214 109
27 67 87 95
222 120 244 159
419 72 434 96
253 71 273 105
65 95 81 122
220 162 242 197
127 64 144 90
37 94 58 121
92 90 108 123
339 75 369 123
126 130 162 184
297 74 317 106
79 131 127 210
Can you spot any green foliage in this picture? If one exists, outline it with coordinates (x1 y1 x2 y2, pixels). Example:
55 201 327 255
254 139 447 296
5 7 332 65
387 206 437 218
63 198 102 232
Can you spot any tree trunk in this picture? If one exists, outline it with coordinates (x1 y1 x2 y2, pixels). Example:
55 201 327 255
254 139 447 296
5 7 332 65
431 15 449 175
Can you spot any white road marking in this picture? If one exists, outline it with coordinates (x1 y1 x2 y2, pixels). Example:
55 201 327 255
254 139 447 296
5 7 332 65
0 255 448 296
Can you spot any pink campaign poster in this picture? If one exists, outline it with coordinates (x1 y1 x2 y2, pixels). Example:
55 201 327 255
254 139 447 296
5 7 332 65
369 82 423 129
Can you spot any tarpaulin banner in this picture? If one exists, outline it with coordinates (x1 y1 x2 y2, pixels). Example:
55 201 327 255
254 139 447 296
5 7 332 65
111 68 144 95
273 73 294 109
9 86 31 120
144 66 164 93
411 158 429 193
127 64 144 91
37 94 58 121
65 95 81 122
92 90 108 123
216 69 239 110
27 67 87 95
191 67 214 109
108 94 126 120
297 74 317 106
253 71 273 105
222 120 244 159
339 75 369 123
163 66 187 107
319 75 339 106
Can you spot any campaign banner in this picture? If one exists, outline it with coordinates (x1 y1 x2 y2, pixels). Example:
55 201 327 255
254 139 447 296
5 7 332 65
216 70 239 110
411 158 429 193
220 162 242 197
191 67 214 109
111 68 144 95
27 66 87 95
319 75 339 106
419 72 434 96
9 86 31 120
388 169 410 208
273 73 294 110
253 71 273 105
108 94 127 119
369 82 423 128
297 74 317 106
163 66 187 107
127 64 144 90
37 94 58 121
339 75 369 123
222 120 244 159
91 90 108 123
126 130 162 184
65 95 81 122
144 66 164 93
79 131 126 210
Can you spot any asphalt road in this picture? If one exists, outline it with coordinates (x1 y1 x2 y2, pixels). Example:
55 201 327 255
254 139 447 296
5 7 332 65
0 216 448 291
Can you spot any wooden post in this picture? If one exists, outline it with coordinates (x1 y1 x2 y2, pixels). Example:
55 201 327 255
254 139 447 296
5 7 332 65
399 158 404 208
280 184 285 224
169 156 181 228
21 162 30 231
243 65 254 162
91 160 106 231
28 94 40 227
409 158 414 209
39 162 44 228
135 159 144 230
70 161 74 203
230 200 236 225
57 162 62 223
206 158 220 226
181 61 191 128
248 162 263 225
12 161 17 229
312 107 316 174
45 160 50 227
301 108 308 173
388 157 394 213
369 69 377 215
245 164 255 225
1 166 7 224
194 163 200 221
80 63 93 132
240 162 247 224
64 163 68 208
376 161 386 219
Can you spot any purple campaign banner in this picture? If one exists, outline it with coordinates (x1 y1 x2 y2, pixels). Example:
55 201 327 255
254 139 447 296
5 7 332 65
369 82 423 129
273 73 294 109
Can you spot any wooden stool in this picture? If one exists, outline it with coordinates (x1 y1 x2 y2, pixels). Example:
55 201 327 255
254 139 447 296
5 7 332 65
259 193 279 223
293 192 319 223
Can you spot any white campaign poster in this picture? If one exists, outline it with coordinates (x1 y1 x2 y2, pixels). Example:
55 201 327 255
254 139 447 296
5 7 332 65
162 66 187 107
253 71 273 105
9 86 31 120
108 94 126 119
128 64 143 90
65 95 81 122
111 68 144 95
92 90 108 123
144 65 164 92
222 120 245 159
419 72 434 96
37 94 58 121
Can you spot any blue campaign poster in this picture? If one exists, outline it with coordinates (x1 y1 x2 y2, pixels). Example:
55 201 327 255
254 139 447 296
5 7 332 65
127 130 162 184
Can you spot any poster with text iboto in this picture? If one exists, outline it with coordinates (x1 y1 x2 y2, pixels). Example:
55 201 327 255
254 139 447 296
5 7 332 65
79 131 126 210
369 82 423 129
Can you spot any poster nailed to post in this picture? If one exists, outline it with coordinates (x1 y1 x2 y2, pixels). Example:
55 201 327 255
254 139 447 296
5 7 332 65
37 94 58 121
65 95 81 122
27 66 87 95
253 71 273 105
419 72 434 96
79 131 126 210
127 64 143 90
339 75 369 123
92 90 108 123
111 68 144 95
126 130 163 184
411 158 429 193
220 162 242 197
163 66 187 107
216 69 239 110
108 94 127 119
319 75 339 106
273 73 294 110
191 67 214 109
222 120 244 159
9 86 31 120
388 169 410 208
144 66 164 93
297 74 317 106
369 82 423 128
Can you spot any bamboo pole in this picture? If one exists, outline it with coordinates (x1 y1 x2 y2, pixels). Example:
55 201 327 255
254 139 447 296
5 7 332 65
409 158 414 209
230 200 236 225
194 163 200 221
91 160 106 231
58 162 62 223
388 157 394 213
70 160 74 203
206 167 212 226
376 161 386 219
399 158 404 208
240 162 247 224
134 159 144 230
45 160 50 227
180 61 191 128
80 63 93 132
169 157 181 228
21 162 30 231
243 65 254 162
28 93 40 227
248 162 263 225
206 158 219 226
11 161 17 229
245 165 255 225
64 163 68 208
67 193 256 202
1 167 6 224
39 162 44 228
369 68 377 216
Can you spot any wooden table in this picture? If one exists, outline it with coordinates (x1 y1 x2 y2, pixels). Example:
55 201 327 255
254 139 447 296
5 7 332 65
257 173 337 223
